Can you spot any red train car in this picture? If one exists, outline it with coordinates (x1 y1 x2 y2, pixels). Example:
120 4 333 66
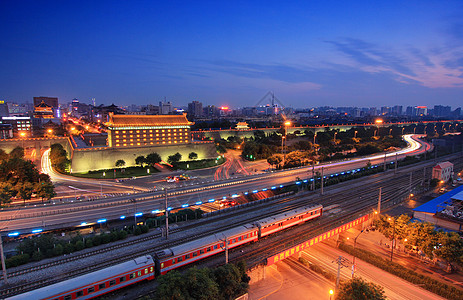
156 224 258 275
7 256 155 300
256 205 323 238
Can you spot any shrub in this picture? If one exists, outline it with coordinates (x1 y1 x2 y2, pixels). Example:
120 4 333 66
5 254 30 268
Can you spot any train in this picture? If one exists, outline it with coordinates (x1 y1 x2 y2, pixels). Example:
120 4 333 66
7 204 322 300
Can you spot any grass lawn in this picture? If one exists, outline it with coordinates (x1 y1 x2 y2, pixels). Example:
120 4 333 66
175 157 226 170
71 166 159 179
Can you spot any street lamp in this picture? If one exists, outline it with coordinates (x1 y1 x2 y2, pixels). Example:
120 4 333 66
374 129 377 137
313 132 317 144
333 131 337 143
282 121 291 165
329 289 334 299
389 128 392 136
352 229 365 277
354 130 358 139
401 127 405 135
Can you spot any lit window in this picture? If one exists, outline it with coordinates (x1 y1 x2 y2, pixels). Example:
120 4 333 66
168 141 172 144
137 143 140 145
116 140 119 142
129 131 133 133
174 141 177 143
123 143 127 146
122 131 126 133
162 141 166 144
136 130 140 133
116 144 120 147
115 131 119 134
123 139 126 142
149 130 152 133
130 143 133 145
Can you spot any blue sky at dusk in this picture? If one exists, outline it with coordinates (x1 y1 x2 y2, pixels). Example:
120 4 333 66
1 1 463 109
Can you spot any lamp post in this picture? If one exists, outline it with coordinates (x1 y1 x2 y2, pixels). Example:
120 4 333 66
333 131 337 143
313 132 317 145
401 127 405 135
354 130 358 139
352 229 365 277
282 121 291 165
374 129 377 137
329 289 334 300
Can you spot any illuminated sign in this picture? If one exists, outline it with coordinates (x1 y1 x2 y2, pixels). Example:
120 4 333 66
266 215 369 266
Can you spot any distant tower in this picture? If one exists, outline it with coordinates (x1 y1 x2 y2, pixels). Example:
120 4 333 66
92 98 96 106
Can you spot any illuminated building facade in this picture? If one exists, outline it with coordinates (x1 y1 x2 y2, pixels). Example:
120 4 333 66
33 101 54 119
107 113 194 148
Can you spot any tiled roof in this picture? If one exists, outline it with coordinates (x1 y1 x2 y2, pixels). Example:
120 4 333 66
108 113 193 127
434 161 453 169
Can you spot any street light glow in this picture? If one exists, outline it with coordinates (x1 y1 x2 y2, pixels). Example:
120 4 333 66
375 119 383 124
284 121 291 126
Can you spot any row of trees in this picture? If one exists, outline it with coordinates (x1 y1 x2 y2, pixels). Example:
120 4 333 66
375 214 463 269
49 144 70 173
0 147 55 206
154 262 250 300
133 152 198 168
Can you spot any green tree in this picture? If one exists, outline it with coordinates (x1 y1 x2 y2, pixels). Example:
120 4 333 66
267 155 282 169
35 181 56 203
434 231 463 269
168 152 182 165
146 152 162 166
0 182 16 206
135 155 146 167
188 152 198 160
213 263 249 300
49 144 70 173
337 277 386 300
115 159 126 168
15 182 34 205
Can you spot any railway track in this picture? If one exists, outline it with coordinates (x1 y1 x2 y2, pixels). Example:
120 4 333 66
1 154 461 297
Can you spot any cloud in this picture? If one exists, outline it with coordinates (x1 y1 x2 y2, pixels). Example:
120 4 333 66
327 38 463 89
203 60 321 89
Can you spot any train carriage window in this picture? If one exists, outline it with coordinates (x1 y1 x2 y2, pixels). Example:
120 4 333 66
130 273 135 279
220 243 224 248
99 283 105 290
145 268 149 274
76 290 84 298
233 238 236 243
172 259 175 264
120 276 126 282
238 236 242 241
64 295 72 300
200 249 204 254
214 245 218 250
311 211 313 215
150 266 154 272
177 257 183 262
186 254 190 259
138 271 142 276
110 280 116 286
88 287 95 293
193 252 197 257
207 247 211 252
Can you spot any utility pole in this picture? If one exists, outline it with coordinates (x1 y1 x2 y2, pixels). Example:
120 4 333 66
394 153 398 174
165 189 169 239
377 187 382 214
321 166 324 195
332 256 349 294
312 162 315 191
0 231 8 284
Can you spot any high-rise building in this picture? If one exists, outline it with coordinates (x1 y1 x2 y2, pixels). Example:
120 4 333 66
159 101 173 115
380 106 391 115
415 106 428 116
433 105 451 117
188 101 203 118
0 101 9 117
392 105 403 116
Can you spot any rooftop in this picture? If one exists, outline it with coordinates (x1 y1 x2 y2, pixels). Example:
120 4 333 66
108 113 194 128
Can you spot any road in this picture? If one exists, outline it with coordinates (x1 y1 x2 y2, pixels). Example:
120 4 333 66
301 243 445 300
0 135 430 233
248 260 333 300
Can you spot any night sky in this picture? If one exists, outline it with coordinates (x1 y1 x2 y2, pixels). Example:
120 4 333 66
1 1 462 109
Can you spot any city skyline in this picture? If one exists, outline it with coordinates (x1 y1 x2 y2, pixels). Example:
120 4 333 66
1 1 463 108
